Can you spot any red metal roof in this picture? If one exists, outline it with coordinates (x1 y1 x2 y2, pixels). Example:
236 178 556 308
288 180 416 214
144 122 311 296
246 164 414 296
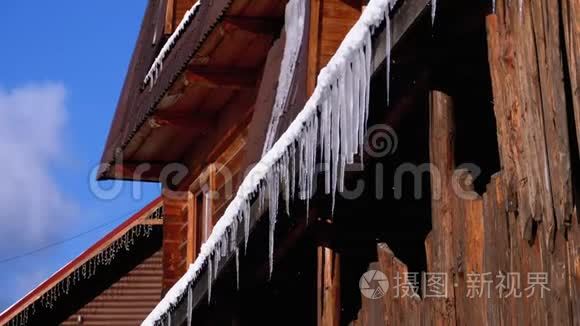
0 197 163 324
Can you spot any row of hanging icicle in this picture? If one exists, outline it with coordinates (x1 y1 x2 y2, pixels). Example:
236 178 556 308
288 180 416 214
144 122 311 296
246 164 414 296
6 223 156 326
144 1 203 87
144 0 402 324
145 0 523 323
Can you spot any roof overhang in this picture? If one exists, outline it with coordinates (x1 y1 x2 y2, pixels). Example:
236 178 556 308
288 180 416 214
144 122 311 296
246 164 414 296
99 0 288 182
142 0 435 323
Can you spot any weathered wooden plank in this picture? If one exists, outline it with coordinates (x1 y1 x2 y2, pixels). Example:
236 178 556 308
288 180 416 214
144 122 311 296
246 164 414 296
529 0 574 243
486 2 533 241
488 0 574 251
482 174 509 325
377 243 395 326
162 189 189 293
318 247 341 326
566 213 580 325
464 195 485 325
428 90 456 325
450 182 466 326
561 0 580 148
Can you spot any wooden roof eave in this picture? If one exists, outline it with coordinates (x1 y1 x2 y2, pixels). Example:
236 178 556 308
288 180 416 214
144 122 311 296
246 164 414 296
98 0 236 181
159 0 433 321
98 0 289 182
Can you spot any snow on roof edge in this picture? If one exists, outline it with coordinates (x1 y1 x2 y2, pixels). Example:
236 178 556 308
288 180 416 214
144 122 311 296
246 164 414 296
142 0 392 324
143 1 202 87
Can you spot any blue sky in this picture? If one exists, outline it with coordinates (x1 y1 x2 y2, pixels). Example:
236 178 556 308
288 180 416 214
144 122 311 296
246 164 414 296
0 1 162 311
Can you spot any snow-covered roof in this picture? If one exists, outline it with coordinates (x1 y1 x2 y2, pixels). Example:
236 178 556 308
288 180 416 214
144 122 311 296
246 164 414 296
143 1 202 88
142 0 395 324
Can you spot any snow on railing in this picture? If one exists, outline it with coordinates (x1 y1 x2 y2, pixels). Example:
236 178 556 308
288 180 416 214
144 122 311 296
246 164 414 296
143 1 202 88
142 0 395 324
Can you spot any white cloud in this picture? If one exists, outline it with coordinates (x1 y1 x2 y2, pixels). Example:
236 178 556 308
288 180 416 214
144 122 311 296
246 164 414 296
0 83 77 250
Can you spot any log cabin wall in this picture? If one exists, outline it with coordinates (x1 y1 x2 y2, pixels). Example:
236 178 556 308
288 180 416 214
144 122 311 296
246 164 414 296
162 125 249 292
308 0 365 94
162 190 190 292
348 1 579 324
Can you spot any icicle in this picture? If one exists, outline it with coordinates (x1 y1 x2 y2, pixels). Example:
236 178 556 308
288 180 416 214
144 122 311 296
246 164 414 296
235 247 240 290
431 0 437 25
518 0 523 20
187 285 193 326
385 6 392 106
213 249 220 280
352 56 361 162
243 201 250 253
230 218 238 252
331 80 340 212
322 100 331 194
207 256 213 304
267 166 279 278
338 72 347 194
143 2 396 324
492 0 496 13
364 30 372 137
345 62 354 164
262 0 306 154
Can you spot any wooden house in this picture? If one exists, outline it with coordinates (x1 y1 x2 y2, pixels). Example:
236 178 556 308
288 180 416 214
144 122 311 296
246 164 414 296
5 0 579 324
0 199 164 325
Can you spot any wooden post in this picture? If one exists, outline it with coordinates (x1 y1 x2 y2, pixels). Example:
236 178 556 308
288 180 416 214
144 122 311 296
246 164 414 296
307 0 322 96
426 90 456 325
317 247 341 326
161 189 189 293
186 192 195 265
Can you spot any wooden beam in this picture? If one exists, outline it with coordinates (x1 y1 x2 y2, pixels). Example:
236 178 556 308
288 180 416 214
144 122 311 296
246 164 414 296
186 192 195 265
149 110 214 130
307 0 322 96
108 162 168 182
427 90 457 325
162 189 189 293
185 67 259 89
371 0 430 75
221 16 282 35
164 0 175 34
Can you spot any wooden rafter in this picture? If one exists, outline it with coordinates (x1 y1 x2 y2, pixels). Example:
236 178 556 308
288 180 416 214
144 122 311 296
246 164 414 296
149 110 214 130
185 67 259 89
221 16 282 35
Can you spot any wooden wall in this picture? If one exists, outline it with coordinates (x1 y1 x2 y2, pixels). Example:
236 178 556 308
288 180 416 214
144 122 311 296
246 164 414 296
161 131 247 292
350 89 578 324
162 190 190 292
62 250 163 326
348 1 579 323
308 0 364 94
164 0 199 34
